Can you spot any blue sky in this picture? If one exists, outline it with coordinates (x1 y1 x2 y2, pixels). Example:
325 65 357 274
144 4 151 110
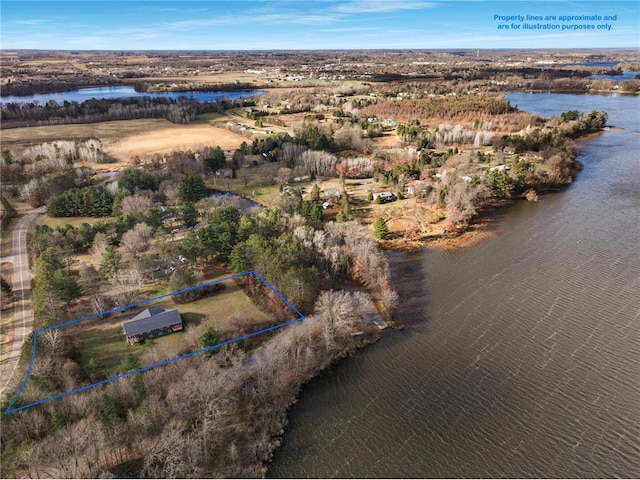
1 1 638 50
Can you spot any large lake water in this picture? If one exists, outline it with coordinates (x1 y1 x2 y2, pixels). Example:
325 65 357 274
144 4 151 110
268 93 640 478
0 86 263 105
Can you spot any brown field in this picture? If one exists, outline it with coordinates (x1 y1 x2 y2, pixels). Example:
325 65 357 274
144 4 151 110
102 122 247 160
2 119 249 170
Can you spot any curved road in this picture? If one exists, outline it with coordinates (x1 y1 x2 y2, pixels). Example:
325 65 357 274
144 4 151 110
0 207 44 396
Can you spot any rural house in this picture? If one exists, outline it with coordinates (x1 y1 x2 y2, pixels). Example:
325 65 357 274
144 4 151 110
123 307 183 345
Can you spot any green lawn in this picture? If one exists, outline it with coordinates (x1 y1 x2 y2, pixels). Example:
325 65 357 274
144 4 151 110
75 322 140 379
196 112 226 122
207 177 284 207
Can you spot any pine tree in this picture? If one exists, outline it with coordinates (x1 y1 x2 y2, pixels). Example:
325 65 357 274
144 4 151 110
373 217 390 240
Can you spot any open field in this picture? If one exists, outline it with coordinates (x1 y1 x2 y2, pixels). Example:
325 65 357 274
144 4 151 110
2 119 249 169
102 122 248 162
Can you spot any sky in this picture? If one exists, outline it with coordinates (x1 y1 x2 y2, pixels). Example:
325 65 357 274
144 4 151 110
1 0 638 50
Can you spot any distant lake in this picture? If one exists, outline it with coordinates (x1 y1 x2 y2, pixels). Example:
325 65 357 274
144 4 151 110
0 86 263 105
590 71 639 81
568 61 620 67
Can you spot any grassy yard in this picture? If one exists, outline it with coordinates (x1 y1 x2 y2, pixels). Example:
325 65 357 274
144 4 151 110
38 215 105 229
196 112 226 122
58 278 274 384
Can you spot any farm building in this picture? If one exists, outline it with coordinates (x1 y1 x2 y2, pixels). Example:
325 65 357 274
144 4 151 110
123 307 183 345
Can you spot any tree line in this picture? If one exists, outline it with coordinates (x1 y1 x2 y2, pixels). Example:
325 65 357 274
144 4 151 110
1 96 237 128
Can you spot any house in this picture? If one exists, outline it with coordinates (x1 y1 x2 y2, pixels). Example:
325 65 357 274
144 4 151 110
123 307 183 345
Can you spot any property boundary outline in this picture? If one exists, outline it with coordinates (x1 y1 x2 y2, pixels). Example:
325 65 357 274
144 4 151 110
4 270 305 414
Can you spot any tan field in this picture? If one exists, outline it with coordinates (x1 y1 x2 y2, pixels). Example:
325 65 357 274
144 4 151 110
2 119 250 171
102 122 247 159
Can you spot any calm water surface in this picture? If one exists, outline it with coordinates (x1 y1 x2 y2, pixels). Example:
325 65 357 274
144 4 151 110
268 93 640 478
0 86 262 105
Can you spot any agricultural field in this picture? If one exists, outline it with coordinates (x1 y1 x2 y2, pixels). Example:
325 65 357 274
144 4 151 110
1 119 249 171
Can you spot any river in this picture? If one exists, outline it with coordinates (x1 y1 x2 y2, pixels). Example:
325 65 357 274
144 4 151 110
0 85 263 105
268 93 640 478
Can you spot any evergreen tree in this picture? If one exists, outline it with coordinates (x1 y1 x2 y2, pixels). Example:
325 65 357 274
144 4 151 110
204 146 226 173
177 173 207 203
199 326 221 356
309 184 321 202
181 202 199 228
373 217 390 240
100 246 122 279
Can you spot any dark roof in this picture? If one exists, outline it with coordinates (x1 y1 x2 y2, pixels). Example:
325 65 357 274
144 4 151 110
123 308 182 338
131 307 165 322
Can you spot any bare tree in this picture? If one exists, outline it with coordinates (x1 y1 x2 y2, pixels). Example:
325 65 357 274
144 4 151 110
121 193 153 217
121 222 154 256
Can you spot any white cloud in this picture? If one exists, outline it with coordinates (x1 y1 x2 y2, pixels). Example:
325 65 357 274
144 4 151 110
163 11 342 30
10 19 49 26
332 0 438 14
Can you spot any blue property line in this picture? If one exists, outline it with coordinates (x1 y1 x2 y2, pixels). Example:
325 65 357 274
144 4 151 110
4 270 304 414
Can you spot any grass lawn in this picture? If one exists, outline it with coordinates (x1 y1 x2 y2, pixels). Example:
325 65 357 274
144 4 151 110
196 112 226 122
38 215 105 229
206 176 280 205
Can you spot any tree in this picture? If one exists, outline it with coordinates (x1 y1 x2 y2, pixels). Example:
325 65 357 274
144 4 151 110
100 246 122 279
121 222 154 255
119 168 159 193
337 191 352 221
50 269 83 304
168 267 198 303
309 184 321 202
204 146 226 173
372 217 390 240
144 206 166 231
177 173 207 203
198 326 221 356
181 202 199 228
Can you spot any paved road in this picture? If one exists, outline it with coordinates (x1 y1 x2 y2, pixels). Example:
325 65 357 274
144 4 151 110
0 207 45 396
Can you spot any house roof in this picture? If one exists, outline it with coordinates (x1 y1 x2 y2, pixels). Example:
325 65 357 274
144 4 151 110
123 308 182 338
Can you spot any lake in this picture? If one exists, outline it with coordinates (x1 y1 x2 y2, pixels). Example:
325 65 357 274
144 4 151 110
268 92 640 478
0 86 263 105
